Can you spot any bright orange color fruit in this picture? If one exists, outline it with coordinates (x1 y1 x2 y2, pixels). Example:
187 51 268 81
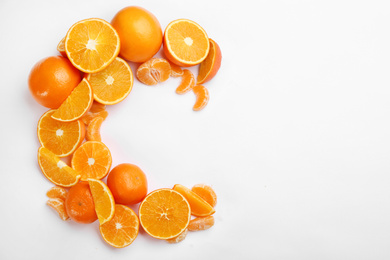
86 57 133 105
136 58 171 86
163 19 210 67
28 56 81 108
166 229 188 244
191 184 217 207
188 216 215 231
51 78 93 122
139 189 191 240
168 61 183 77
81 101 108 125
57 37 66 57
37 110 85 157
176 69 195 94
46 186 68 201
111 6 162 63
65 181 98 224
192 85 209 111
197 39 222 84
47 198 69 221
86 116 104 142
106 163 147 205
172 184 215 217
71 141 112 181
65 18 120 73
99 204 139 248
88 179 115 225
38 147 80 187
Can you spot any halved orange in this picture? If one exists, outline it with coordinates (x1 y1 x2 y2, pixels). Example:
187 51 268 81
172 184 215 217
37 110 85 157
38 147 80 187
188 216 214 231
136 58 171 86
71 141 112 181
46 186 68 201
192 85 209 111
86 116 104 142
163 19 210 67
57 37 66 57
176 69 195 94
51 78 93 122
88 179 115 225
191 184 217 207
197 38 222 84
86 57 133 105
65 18 120 73
139 188 191 240
100 204 139 248
81 101 108 125
47 198 69 221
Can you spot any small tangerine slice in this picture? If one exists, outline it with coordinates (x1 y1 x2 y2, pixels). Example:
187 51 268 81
81 101 108 125
192 85 209 111
57 37 66 57
188 216 214 231
176 69 195 94
99 204 139 248
191 184 217 207
88 179 115 225
168 61 183 77
139 189 191 240
71 141 112 181
136 58 171 86
38 147 80 187
86 116 104 142
51 78 94 122
46 186 68 201
197 39 222 84
166 228 188 244
172 184 215 217
47 198 69 221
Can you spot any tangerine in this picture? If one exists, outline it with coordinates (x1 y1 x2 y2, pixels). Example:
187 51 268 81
65 182 98 224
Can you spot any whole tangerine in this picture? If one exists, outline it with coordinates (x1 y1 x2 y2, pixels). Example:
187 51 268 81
107 163 148 205
28 56 81 108
111 6 162 63
65 182 98 224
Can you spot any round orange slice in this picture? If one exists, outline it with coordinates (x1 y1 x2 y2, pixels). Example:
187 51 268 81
37 110 85 157
100 204 139 248
163 19 210 67
139 189 191 240
86 57 133 105
65 18 120 73
88 179 115 225
197 38 222 84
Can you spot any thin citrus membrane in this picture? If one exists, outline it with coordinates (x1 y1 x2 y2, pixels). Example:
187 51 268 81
82 101 108 125
188 216 214 231
47 198 69 221
46 186 68 201
136 58 171 86
86 116 104 142
192 85 209 111
176 69 195 94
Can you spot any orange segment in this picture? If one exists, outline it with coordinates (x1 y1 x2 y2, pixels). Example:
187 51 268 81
197 39 222 84
86 57 133 105
166 228 188 243
88 179 115 225
71 141 112 181
51 78 93 122
99 204 139 248
188 216 214 231
47 198 69 221
57 37 66 57
191 184 217 207
136 58 171 86
172 184 215 217
192 85 209 111
139 189 191 240
168 61 183 77
86 116 104 142
81 101 108 125
38 147 81 187
65 18 120 73
176 69 195 94
163 19 210 67
46 186 68 201
38 110 85 157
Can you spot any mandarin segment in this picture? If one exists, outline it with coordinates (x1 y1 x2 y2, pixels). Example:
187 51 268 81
46 186 68 201
81 101 108 125
176 69 195 94
136 58 171 86
192 85 209 111
166 228 188 244
57 37 66 57
188 216 214 231
88 179 115 225
191 184 217 207
86 116 104 142
47 198 69 221
168 61 183 77
197 38 222 84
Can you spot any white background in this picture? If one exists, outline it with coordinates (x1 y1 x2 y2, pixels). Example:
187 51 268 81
1 0 390 259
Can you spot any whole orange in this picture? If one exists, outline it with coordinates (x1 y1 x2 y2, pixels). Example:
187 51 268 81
107 163 148 205
111 6 162 63
65 182 98 224
28 56 81 108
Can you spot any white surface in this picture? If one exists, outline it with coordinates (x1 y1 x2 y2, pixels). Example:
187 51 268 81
1 0 390 259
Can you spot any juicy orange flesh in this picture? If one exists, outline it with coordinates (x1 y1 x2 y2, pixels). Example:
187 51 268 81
89 179 114 224
192 85 209 111
188 216 214 231
47 198 69 220
168 61 183 77
197 41 215 82
86 116 104 142
176 69 195 94
137 58 171 85
46 186 68 201
191 184 217 207
173 184 215 216
82 101 108 125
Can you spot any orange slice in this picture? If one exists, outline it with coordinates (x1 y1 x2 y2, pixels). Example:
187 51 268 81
86 116 104 142
168 61 183 77
197 39 222 84
47 198 69 221
172 184 215 217
192 85 209 111
176 69 195 94
166 228 188 244
46 186 68 201
86 57 133 105
65 18 120 73
38 147 80 187
88 179 115 225
163 19 210 67
81 101 108 125
99 204 139 248
188 216 214 231
57 37 66 57
139 189 191 240
71 141 112 181
136 58 171 86
51 78 93 122
37 110 85 157
191 184 217 207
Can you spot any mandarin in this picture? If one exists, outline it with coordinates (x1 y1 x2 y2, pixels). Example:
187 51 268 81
65 182 97 224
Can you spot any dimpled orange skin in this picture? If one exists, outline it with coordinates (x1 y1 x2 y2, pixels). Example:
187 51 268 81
65 182 98 224
111 6 163 63
28 56 81 108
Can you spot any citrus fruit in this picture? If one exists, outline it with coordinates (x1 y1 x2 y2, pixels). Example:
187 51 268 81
88 179 115 225
188 216 214 231
163 19 210 67
172 184 215 217
136 58 171 86
99 204 139 248
168 61 183 77
86 116 104 142
65 18 120 73
197 38 222 84
71 141 112 181
65 181 98 224
37 110 85 157
111 6 162 63
46 186 68 201
166 228 188 244
81 101 108 125
176 69 195 94
38 147 80 187
139 189 191 240
192 85 209 111
106 163 147 205
51 78 93 122
57 37 66 57
47 198 69 221
28 56 81 108
191 184 217 207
